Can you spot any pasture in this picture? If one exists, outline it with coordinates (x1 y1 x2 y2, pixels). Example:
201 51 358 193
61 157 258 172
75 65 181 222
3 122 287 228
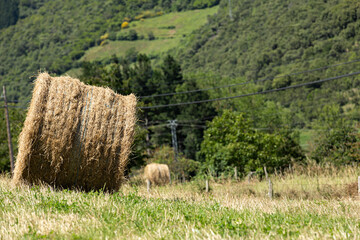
1 164 360 239
80 6 219 62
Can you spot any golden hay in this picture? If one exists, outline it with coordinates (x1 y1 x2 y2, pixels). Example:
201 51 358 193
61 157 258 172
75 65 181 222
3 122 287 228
12 73 137 191
144 163 171 185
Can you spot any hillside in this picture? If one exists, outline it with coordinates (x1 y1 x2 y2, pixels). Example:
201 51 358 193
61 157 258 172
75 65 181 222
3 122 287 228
80 6 219 63
0 0 219 102
169 0 360 128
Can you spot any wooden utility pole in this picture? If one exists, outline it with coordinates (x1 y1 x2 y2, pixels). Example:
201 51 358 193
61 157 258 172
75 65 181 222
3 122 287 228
3 86 15 174
168 120 178 162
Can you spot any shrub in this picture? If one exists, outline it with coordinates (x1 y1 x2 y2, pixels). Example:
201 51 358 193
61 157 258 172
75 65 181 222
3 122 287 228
116 30 138 41
108 32 116 41
128 30 138 41
311 104 359 165
100 40 109 46
148 31 155 40
198 110 304 176
121 21 129 29
100 33 109 41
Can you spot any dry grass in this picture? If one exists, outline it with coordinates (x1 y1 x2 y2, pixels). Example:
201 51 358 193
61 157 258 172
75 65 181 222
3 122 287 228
1 164 360 239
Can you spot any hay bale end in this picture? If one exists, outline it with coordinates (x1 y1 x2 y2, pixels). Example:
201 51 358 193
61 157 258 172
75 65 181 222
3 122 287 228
12 73 137 191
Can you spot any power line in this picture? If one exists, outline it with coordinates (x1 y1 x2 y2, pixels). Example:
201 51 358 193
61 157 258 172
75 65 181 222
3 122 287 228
0 105 27 109
140 70 360 109
139 58 360 99
143 91 360 125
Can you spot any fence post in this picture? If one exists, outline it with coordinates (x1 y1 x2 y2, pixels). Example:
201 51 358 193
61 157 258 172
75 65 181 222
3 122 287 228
3 86 15 175
146 179 151 193
264 166 273 199
205 179 209 193
268 178 273 199
234 166 238 181
358 176 360 196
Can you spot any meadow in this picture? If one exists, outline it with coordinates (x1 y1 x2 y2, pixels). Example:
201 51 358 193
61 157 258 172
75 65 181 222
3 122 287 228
1 164 360 239
80 6 219 62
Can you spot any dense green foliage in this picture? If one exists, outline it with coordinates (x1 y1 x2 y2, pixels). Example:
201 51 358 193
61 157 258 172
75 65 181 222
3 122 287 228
0 0 219 102
175 0 360 126
0 0 19 29
199 110 304 176
311 104 359 165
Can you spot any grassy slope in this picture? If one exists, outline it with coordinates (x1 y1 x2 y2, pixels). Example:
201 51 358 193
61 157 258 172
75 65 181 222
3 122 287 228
81 6 219 62
1 166 360 239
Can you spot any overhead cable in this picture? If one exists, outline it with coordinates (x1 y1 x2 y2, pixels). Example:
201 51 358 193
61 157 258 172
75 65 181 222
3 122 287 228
140 70 360 109
139 58 360 99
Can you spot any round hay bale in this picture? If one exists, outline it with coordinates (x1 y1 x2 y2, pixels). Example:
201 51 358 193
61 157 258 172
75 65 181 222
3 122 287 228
144 163 171 185
12 73 137 191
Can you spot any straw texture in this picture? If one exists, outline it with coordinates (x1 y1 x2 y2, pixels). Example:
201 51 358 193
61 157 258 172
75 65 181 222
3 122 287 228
144 163 171 185
12 73 137 191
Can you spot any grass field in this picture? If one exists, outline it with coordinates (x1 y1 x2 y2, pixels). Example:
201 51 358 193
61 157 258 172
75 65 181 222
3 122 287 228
1 164 360 239
81 6 219 62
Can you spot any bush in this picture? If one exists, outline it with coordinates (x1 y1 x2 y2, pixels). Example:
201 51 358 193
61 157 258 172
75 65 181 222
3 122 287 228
148 31 155 40
128 30 138 41
100 33 109 41
198 110 304 177
116 30 138 41
121 21 129 29
108 32 117 41
311 104 359 165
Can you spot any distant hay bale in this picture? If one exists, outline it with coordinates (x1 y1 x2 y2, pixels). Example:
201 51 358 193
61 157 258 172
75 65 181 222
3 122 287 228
12 73 137 191
144 163 171 185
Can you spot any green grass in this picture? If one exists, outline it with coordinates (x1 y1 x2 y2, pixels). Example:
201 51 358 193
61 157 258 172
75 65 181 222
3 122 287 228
299 129 315 151
1 166 360 239
81 6 219 62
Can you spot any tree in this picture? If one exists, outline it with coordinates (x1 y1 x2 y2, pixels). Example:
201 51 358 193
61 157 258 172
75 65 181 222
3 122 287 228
198 110 304 176
311 104 359 165
174 78 215 159
129 54 153 96
0 0 19 29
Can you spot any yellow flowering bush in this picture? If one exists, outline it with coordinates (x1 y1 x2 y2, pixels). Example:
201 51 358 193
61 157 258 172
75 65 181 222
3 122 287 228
100 33 109 41
121 21 129 29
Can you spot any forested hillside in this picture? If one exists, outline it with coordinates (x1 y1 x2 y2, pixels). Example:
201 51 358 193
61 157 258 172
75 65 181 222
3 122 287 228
0 0 219 102
174 0 360 125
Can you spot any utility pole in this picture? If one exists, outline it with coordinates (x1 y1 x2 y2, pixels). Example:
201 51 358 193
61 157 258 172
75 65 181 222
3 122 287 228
168 120 178 162
228 0 233 21
3 86 15 174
